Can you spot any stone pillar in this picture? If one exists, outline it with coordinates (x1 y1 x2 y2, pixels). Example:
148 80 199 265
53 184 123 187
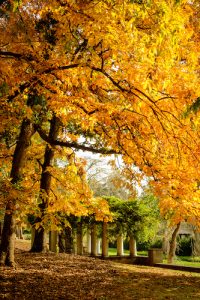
91 223 97 256
129 236 137 257
73 230 77 254
102 221 108 257
16 225 24 239
49 231 58 252
19 226 24 239
87 231 91 254
77 222 83 255
97 238 101 254
117 234 124 256
148 248 163 265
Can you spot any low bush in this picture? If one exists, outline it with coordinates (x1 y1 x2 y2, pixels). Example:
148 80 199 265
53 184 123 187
176 236 192 256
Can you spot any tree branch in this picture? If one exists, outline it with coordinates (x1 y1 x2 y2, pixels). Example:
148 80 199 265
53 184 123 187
0 51 34 60
7 63 80 102
35 125 117 155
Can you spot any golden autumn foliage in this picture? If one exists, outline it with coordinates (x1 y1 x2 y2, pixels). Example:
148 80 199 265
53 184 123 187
0 0 200 228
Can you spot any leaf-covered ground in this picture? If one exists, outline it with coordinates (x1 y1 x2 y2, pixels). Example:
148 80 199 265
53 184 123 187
1 240 200 299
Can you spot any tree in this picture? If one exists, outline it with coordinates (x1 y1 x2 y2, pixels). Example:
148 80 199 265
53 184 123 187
30 115 60 252
0 119 35 266
167 223 181 264
104 195 160 248
1 0 200 266
86 157 136 199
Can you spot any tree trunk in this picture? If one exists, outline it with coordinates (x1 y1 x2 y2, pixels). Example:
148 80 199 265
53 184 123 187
0 202 16 267
162 224 173 255
167 223 180 264
91 223 97 256
58 233 65 253
31 116 59 252
31 227 47 252
58 227 73 253
49 231 58 252
0 119 35 266
102 221 108 257
192 227 200 256
0 221 2 240
76 222 83 255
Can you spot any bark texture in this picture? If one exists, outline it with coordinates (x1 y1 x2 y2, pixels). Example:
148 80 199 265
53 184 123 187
192 227 200 256
0 119 35 266
58 227 73 253
167 223 181 264
102 221 108 257
31 116 60 252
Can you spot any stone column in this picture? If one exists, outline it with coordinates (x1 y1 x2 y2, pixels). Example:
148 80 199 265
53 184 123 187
97 238 101 255
148 248 163 265
129 236 137 257
49 230 58 252
102 221 108 257
87 230 91 254
117 234 124 256
73 229 77 254
77 222 83 255
16 225 24 239
91 223 97 256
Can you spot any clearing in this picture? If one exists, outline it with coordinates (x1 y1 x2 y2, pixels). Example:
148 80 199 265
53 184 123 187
0 240 200 300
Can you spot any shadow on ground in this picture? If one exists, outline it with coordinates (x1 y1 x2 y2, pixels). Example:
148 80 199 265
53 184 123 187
1 245 200 300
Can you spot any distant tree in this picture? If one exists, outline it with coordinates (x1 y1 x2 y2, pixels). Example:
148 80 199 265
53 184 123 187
86 157 137 199
104 194 160 247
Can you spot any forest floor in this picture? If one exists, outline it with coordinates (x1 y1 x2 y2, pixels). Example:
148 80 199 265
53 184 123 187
1 240 200 300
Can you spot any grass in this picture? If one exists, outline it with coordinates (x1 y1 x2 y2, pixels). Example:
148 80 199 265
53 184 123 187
109 247 200 268
168 256 200 268
162 259 200 268
108 248 129 256
179 256 200 263
174 260 200 267
108 247 148 256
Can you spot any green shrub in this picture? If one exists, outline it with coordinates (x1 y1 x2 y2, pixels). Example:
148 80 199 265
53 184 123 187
23 229 31 234
179 256 200 262
150 239 163 249
137 238 163 251
176 236 192 256
137 241 151 251
23 233 31 240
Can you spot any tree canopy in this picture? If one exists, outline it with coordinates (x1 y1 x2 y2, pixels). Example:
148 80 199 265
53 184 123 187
104 195 160 243
0 0 200 265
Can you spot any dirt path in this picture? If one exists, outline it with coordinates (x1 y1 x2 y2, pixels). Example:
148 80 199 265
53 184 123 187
0 240 200 299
